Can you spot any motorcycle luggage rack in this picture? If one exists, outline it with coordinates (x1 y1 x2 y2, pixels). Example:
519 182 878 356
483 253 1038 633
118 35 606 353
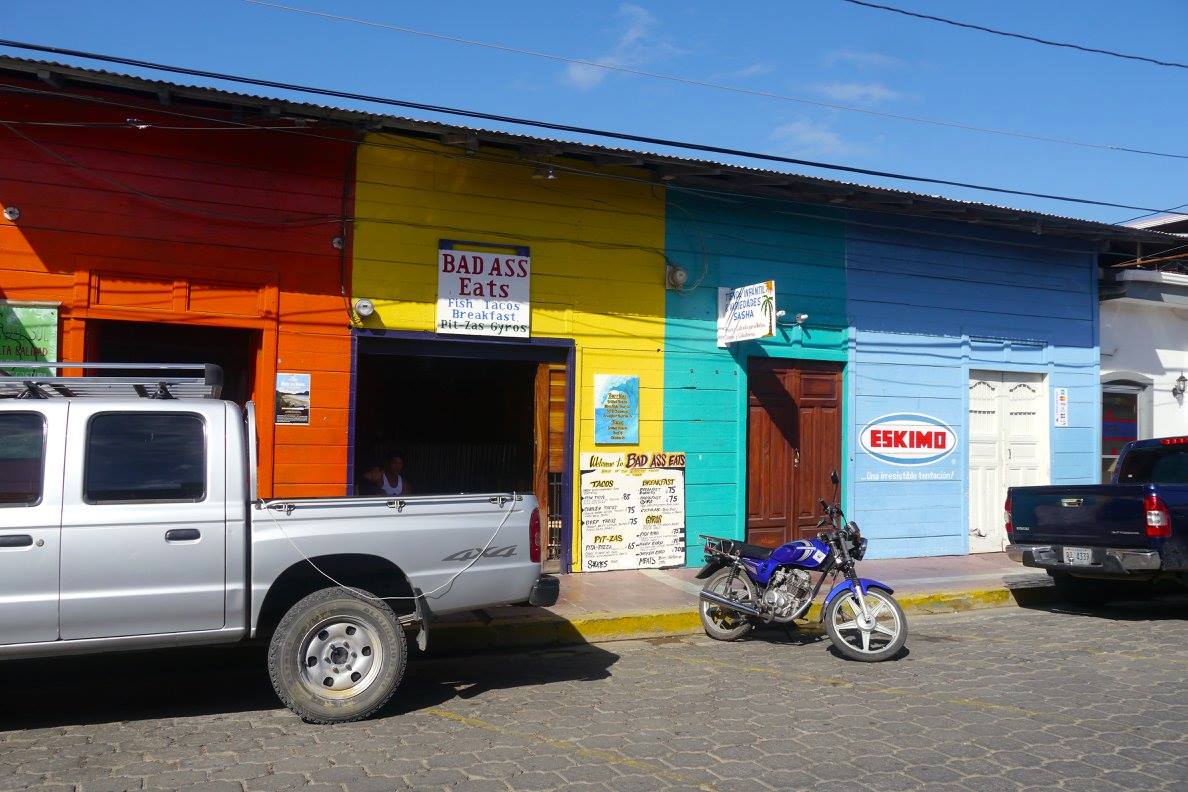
699 535 740 561
0 361 223 400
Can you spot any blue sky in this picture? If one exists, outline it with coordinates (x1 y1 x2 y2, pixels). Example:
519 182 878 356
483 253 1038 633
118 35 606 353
3 0 1186 223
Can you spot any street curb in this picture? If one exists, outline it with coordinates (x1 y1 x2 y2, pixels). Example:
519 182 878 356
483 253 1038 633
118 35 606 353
428 582 1055 653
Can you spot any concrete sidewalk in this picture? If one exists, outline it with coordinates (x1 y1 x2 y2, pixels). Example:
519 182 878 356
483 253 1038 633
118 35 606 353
430 552 1054 652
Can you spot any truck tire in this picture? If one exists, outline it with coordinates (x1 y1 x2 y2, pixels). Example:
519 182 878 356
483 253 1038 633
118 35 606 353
1051 572 1111 607
268 587 407 724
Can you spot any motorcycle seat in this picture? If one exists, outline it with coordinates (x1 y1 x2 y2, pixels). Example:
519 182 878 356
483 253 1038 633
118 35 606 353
718 539 773 561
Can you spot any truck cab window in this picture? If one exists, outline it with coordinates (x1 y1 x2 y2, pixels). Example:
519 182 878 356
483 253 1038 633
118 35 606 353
84 413 206 503
1116 446 1188 485
0 413 46 506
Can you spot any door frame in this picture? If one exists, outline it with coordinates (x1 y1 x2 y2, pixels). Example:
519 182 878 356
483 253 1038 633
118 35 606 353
349 329 577 572
738 348 847 545
964 366 1052 553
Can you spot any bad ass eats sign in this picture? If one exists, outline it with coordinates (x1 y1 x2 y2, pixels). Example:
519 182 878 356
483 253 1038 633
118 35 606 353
436 245 531 338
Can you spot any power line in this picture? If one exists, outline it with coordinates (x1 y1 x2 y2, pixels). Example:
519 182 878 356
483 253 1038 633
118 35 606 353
1 38 1185 220
242 0 1188 162
839 0 1188 70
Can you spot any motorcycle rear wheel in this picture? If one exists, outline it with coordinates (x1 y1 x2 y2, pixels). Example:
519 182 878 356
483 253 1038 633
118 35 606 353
699 568 757 641
824 589 907 662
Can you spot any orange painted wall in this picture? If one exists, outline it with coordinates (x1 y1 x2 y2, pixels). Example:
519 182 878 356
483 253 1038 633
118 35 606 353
0 79 356 497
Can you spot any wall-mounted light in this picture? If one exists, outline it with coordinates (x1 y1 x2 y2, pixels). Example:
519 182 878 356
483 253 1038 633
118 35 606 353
665 265 688 290
794 313 809 325
353 298 375 318
531 165 556 180
3 206 19 221
331 236 345 250
1174 372 1187 400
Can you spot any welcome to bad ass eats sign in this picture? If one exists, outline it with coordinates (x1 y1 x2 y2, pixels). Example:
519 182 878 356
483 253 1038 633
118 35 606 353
436 246 531 338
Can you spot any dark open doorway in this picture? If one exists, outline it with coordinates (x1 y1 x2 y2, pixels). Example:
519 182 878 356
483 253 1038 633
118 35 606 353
353 334 573 572
88 320 259 405
354 354 537 496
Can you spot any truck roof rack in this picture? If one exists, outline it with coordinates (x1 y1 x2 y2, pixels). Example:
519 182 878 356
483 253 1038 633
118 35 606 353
0 362 223 400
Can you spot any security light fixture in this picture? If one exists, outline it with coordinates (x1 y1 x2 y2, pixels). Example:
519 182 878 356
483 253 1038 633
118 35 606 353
353 298 375 318
2 206 19 221
665 265 688 290
1174 372 1187 400
795 313 809 325
531 165 556 180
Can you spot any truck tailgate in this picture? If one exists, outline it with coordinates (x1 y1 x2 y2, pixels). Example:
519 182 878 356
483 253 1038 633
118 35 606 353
1011 485 1149 547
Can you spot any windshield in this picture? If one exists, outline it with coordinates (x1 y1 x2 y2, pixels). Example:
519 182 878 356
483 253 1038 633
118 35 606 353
1116 445 1188 485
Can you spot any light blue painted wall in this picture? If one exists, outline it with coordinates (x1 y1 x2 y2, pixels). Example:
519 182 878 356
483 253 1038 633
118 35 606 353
664 192 847 565
845 215 1101 558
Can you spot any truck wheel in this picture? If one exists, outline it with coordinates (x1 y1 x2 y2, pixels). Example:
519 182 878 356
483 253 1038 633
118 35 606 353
1052 573 1111 607
268 587 407 724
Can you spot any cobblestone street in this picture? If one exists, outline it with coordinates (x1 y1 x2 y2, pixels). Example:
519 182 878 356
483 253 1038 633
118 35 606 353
2 599 1186 792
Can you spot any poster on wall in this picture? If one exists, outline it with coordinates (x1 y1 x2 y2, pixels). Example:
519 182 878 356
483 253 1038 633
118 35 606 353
717 280 776 347
435 245 531 338
275 372 311 425
0 302 58 376
579 452 686 572
1054 387 1069 427
857 413 959 482
594 374 640 444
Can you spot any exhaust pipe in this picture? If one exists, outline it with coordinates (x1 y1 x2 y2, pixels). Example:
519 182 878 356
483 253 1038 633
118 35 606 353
699 588 762 618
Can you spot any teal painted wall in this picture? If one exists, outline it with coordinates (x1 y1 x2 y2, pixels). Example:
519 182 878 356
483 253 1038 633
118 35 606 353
663 192 848 566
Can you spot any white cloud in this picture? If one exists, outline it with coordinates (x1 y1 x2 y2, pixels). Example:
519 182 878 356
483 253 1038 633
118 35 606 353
712 62 774 81
826 50 904 70
770 120 848 157
815 81 902 104
562 4 675 90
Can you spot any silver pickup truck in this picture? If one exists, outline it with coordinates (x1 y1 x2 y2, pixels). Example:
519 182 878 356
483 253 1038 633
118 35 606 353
0 362 557 723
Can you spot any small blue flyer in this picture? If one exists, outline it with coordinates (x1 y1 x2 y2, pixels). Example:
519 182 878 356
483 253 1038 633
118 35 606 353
594 374 639 445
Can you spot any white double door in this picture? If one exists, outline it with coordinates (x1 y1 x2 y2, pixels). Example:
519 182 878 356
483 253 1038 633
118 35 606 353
968 370 1049 553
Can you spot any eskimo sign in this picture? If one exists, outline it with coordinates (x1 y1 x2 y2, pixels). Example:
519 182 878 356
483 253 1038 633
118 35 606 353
859 413 958 466
436 248 531 338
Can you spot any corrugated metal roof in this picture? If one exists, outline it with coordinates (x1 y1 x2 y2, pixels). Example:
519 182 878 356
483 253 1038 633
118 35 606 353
0 53 1181 250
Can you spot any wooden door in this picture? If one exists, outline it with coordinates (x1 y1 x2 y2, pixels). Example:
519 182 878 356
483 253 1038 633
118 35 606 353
746 359 842 547
534 363 568 565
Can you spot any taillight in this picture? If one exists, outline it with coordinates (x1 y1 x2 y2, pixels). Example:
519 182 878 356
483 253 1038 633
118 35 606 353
1145 493 1172 538
529 507 542 563
1160 436 1188 446
1004 495 1014 537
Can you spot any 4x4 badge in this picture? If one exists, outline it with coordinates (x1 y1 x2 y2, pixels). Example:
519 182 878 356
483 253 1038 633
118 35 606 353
442 545 518 562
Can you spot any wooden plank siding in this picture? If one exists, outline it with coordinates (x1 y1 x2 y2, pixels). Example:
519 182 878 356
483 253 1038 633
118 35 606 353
0 81 356 498
352 135 666 568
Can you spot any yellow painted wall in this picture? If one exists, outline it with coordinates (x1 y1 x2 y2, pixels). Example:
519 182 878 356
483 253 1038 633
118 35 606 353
352 134 667 566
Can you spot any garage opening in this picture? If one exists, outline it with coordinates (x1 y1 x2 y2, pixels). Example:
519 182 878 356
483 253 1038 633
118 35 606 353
88 320 260 405
353 338 571 570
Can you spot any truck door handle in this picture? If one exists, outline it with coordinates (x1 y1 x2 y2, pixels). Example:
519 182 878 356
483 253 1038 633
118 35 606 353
165 529 201 542
0 534 33 548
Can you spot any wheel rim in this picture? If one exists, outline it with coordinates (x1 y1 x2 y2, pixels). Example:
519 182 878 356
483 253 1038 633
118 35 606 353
701 573 754 631
830 591 901 655
298 616 384 700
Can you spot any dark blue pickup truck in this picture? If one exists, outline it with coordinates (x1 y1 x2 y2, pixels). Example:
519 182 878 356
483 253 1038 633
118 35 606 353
1006 436 1188 605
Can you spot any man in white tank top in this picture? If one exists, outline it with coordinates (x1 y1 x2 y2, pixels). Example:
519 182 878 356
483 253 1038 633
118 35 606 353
381 453 410 496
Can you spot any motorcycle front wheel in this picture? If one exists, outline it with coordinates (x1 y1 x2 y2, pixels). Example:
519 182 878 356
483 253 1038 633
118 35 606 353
824 589 907 662
699 568 757 641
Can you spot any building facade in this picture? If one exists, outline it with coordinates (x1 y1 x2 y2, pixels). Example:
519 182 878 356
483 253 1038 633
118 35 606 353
0 69 356 498
2 57 1178 572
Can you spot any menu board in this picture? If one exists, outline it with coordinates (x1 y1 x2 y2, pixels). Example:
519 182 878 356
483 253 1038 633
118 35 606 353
579 452 686 572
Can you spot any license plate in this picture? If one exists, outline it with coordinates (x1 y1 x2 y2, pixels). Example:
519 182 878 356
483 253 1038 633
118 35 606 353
1063 546 1093 566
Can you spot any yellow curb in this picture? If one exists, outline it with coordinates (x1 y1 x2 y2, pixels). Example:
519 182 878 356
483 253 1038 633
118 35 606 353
428 584 1052 652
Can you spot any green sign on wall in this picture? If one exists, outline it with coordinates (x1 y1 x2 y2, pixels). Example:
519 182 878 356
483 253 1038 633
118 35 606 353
0 302 58 376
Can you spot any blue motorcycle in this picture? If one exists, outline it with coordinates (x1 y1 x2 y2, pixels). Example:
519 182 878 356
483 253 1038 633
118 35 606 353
696 472 907 662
